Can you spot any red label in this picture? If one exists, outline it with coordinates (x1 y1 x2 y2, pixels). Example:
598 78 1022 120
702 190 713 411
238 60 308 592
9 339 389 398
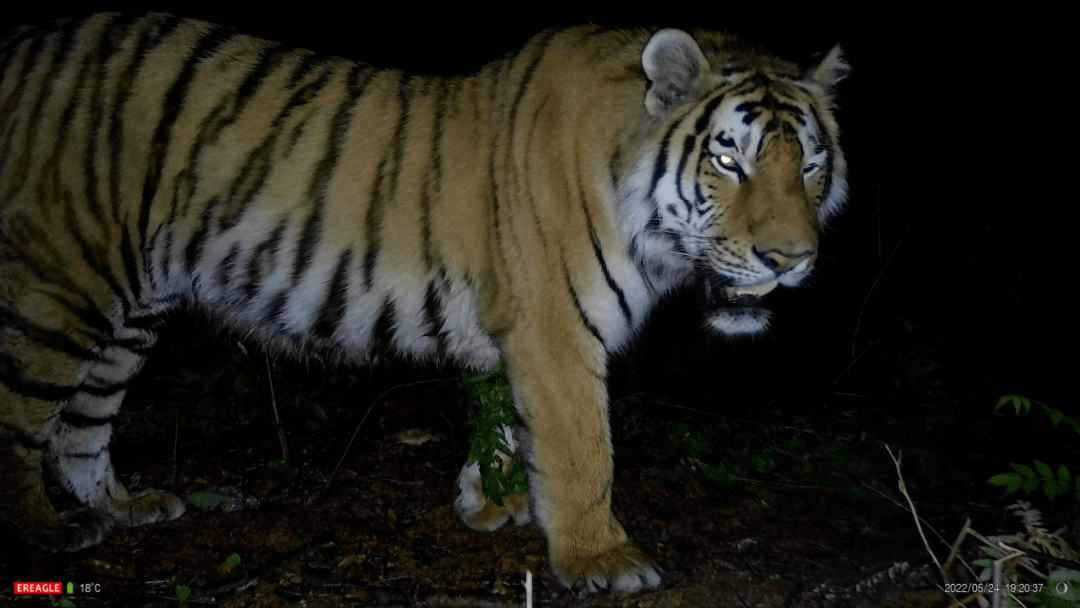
14 581 62 594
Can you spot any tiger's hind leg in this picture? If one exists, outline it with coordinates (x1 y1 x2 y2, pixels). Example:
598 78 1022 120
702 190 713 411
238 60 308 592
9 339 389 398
454 424 531 531
45 335 186 533
0 431 108 551
0 297 184 550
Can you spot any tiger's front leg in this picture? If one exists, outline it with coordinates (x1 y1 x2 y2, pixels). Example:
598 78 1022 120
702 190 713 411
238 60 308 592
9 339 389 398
498 323 662 592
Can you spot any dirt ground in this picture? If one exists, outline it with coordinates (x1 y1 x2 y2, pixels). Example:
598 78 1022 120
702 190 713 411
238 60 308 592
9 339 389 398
1 375 963 608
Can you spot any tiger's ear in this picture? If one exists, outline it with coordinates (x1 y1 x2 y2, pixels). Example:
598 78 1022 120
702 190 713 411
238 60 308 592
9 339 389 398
805 44 849 88
642 29 710 117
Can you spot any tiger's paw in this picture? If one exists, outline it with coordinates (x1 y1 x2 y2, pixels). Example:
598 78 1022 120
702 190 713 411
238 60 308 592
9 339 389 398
105 488 186 527
454 461 530 531
42 508 114 552
555 542 662 594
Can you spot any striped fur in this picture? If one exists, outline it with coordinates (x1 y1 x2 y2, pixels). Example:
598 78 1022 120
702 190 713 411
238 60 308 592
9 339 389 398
0 14 847 592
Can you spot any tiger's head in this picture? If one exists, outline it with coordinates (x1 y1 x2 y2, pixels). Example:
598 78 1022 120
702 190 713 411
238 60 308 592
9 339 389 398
634 29 848 336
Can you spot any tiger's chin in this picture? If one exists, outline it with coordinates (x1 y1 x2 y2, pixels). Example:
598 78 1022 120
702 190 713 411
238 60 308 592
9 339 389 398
704 279 778 337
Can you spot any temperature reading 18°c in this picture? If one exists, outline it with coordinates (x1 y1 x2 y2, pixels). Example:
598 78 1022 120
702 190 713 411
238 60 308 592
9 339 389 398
78 583 102 593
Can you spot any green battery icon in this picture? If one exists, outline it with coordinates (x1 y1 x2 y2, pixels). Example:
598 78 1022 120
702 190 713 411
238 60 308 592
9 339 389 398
66 582 73 594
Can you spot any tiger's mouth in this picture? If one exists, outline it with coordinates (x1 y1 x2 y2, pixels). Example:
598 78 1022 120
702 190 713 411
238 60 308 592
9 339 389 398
703 278 779 336
722 280 779 302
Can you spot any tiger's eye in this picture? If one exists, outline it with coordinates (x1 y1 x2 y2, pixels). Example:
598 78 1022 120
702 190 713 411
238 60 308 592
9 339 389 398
710 154 739 173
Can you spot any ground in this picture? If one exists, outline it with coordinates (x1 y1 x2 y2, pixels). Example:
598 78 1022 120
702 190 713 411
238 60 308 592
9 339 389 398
1 367 963 608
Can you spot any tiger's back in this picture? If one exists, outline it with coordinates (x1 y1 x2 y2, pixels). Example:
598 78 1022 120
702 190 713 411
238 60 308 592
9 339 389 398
1 13 847 592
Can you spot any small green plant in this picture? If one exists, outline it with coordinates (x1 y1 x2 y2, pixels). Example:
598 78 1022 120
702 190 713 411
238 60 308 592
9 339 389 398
175 584 191 604
636 402 893 526
459 361 527 505
967 502 1080 608
646 420 736 486
989 396 1080 501
267 458 295 481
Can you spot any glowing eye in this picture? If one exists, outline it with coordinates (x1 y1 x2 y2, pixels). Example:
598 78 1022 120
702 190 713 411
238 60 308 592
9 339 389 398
711 154 739 172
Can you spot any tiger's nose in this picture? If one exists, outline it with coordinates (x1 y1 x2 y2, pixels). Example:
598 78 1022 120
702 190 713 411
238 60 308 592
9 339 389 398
753 247 815 274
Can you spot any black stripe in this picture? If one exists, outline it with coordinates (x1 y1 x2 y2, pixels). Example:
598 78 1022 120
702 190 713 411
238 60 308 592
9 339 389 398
422 274 449 359
181 47 317 273
420 79 451 271
64 202 136 314
80 376 137 397
746 90 806 119
119 223 143 302
362 72 409 289
674 134 697 212
715 130 736 149
361 160 382 290
0 354 80 402
112 14 183 250
755 119 778 158
385 74 413 205
47 21 107 217
287 51 333 88
58 409 116 427
82 14 138 231
645 208 661 231
608 143 624 191
124 311 164 331
312 249 353 340
26 20 81 213
693 180 712 213
0 215 112 340
59 448 108 460
264 290 289 330
208 44 296 232
296 63 371 286
140 22 234 264
371 298 396 355
0 306 97 361
184 197 215 273
280 63 337 155
577 176 632 327
215 55 337 238
236 42 288 102
152 223 173 285
0 19 54 70
692 92 727 135
111 329 159 353
217 242 242 289
647 120 680 200
220 136 275 231
20 18 80 167
0 18 77 186
507 30 560 132
805 104 837 206
592 226 632 327
563 264 603 346
487 30 561 293
242 216 288 301
627 235 640 260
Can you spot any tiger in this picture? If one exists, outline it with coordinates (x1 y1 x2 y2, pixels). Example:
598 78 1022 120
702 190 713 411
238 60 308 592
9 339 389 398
0 13 848 592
